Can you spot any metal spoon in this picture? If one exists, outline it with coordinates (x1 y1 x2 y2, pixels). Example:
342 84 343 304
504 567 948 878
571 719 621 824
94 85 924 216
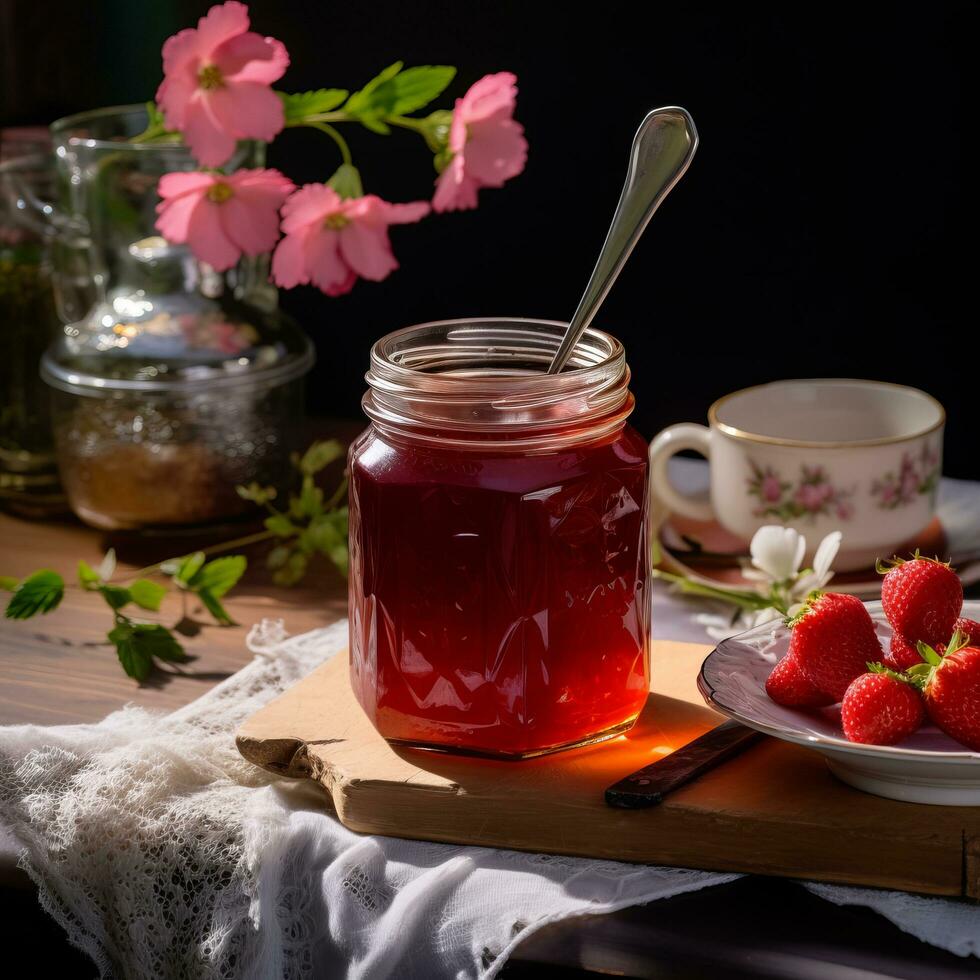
547 107 699 374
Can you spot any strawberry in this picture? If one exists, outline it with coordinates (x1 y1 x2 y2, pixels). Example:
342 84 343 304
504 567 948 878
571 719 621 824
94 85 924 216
884 632 922 672
911 632 980 752
840 666 925 745
878 554 962 646
765 654 834 707
789 592 884 701
953 617 980 646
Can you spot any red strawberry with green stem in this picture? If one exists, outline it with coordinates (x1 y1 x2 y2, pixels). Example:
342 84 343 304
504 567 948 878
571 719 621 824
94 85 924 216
878 554 963 646
953 617 980 645
910 631 980 752
840 665 925 745
789 592 884 701
766 654 834 708
884 632 922 672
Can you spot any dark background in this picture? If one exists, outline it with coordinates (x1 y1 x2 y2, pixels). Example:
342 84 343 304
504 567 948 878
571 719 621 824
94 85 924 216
3 1 976 477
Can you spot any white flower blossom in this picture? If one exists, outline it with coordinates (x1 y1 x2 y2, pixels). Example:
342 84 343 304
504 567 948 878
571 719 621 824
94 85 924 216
792 530 842 598
669 525 845 642
747 526 807 582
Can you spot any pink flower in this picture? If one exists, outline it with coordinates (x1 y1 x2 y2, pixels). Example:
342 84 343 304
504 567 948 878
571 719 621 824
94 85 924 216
155 168 294 271
795 483 830 512
272 185 430 296
432 72 527 213
156 1 289 167
836 502 854 521
761 473 782 503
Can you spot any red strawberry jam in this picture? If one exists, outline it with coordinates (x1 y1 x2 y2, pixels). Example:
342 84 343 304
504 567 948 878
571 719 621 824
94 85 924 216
348 319 650 758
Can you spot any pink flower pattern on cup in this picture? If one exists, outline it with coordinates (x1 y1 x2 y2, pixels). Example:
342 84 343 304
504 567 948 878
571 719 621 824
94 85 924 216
872 444 941 510
747 461 855 522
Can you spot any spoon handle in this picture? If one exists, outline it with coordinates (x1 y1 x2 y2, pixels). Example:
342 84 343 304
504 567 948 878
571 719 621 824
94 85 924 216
547 107 698 374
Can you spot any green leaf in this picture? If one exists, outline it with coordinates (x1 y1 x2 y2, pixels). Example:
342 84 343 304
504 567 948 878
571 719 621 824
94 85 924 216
172 552 206 586
236 482 277 506
345 63 456 121
266 545 291 571
197 588 234 626
272 550 308 587
383 65 457 115
5 570 64 619
299 439 344 476
77 560 100 589
279 88 349 123
916 640 943 666
187 556 246 598
129 579 167 612
100 585 132 610
109 622 186 680
326 164 365 200
344 61 404 115
296 480 324 519
265 514 298 538
0 576 18 592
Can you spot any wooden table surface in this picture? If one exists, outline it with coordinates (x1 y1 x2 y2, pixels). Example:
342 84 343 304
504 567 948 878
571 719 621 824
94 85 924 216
0 510 348 726
3 505 980 978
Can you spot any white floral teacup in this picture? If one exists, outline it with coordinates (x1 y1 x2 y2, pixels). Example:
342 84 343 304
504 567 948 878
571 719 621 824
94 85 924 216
649 379 945 571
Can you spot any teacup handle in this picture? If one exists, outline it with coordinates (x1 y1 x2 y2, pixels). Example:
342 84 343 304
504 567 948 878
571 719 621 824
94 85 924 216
648 423 714 521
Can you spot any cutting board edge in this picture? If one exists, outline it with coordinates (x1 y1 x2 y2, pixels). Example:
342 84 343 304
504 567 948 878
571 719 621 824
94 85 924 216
313 796 968 898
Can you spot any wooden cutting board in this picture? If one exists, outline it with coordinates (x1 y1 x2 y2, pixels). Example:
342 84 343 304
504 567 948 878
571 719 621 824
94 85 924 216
236 641 980 898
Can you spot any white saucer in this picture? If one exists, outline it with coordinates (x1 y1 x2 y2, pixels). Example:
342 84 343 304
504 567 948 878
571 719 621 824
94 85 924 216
697 600 980 805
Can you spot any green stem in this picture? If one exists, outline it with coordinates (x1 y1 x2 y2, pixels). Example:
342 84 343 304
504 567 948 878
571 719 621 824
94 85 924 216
305 122 353 166
286 111 348 126
324 476 349 511
386 115 426 133
118 529 276 583
651 569 774 612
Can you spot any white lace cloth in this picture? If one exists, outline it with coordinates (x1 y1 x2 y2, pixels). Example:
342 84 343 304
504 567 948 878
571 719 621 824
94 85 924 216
1 620 977 978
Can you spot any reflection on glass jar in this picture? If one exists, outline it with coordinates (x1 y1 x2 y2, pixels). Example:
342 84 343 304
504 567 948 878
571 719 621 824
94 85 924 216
0 131 66 517
36 105 313 530
349 319 650 759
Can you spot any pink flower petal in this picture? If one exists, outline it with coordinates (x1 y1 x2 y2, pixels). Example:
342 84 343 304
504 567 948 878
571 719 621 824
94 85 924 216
272 230 310 288
155 191 203 242
215 32 289 84
187 199 241 270
279 184 341 233
157 171 217 202
307 229 354 295
458 72 518 124
376 200 431 225
181 94 237 167
205 81 284 141
432 157 480 212
193 1 250 57
161 27 200 77
221 195 281 256
338 221 397 282
461 118 527 186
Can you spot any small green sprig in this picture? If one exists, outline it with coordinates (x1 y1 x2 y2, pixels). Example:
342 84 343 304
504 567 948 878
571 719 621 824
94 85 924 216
2 440 349 680
237 439 349 586
2 547 247 681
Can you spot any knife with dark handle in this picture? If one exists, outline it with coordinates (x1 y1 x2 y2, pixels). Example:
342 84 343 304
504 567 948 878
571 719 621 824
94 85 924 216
605 719 764 809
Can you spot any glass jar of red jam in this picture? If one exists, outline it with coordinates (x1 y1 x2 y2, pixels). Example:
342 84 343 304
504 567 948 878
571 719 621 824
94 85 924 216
348 318 650 758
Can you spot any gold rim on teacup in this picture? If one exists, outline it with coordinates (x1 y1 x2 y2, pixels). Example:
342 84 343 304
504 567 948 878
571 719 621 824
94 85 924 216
708 379 945 449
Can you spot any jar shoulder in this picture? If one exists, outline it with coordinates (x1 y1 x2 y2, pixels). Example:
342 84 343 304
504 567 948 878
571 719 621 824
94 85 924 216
350 424 648 493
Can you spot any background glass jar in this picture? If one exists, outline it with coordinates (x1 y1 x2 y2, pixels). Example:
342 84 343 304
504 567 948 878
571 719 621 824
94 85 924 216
36 105 313 530
349 318 650 759
0 131 65 517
